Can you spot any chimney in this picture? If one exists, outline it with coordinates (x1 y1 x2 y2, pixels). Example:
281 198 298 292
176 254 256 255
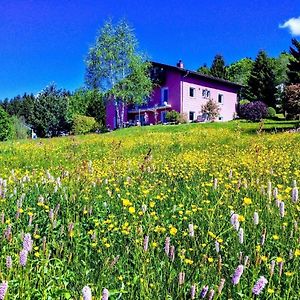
177 60 184 69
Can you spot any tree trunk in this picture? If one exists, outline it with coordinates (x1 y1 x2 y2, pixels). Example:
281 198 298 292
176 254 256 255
115 101 121 128
120 101 125 128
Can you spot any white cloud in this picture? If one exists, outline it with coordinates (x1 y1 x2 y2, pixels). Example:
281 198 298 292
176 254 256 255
279 16 300 36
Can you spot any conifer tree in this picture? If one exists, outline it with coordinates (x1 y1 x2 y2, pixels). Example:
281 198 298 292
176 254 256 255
287 39 300 84
210 54 227 79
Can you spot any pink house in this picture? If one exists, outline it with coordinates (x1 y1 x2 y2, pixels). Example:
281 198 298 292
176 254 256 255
106 61 242 128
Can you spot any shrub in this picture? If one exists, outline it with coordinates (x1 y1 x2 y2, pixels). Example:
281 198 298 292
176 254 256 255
266 107 276 118
239 101 268 122
166 110 180 123
72 115 98 135
0 107 13 141
239 99 250 106
201 99 220 121
11 116 30 140
179 113 188 124
283 84 300 120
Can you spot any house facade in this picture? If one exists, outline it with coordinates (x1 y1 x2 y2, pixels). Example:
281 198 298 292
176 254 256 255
106 61 241 129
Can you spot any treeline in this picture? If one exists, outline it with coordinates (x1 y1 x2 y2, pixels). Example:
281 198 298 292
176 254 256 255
198 39 300 119
0 85 105 140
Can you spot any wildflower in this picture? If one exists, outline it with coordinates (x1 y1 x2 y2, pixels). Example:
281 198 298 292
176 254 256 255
178 272 185 285
164 237 170 256
0 281 8 300
82 285 92 300
200 285 209 298
208 257 214 263
285 271 294 277
278 261 284 277
272 235 279 240
143 235 149 252
169 245 175 262
294 249 300 257
230 213 240 231
102 288 109 300
232 265 244 285
243 197 252 205
279 201 285 218
191 285 196 299
239 228 244 244
23 233 33 252
6 256 12 269
128 207 135 214
253 212 259 225
268 288 274 294
19 249 28 267
208 289 215 300
218 278 225 294
292 187 298 202
244 256 249 266
252 276 268 295
170 226 177 236
188 224 194 237
215 241 220 253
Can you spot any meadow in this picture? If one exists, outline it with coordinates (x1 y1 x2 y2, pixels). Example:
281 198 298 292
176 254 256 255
0 121 299 299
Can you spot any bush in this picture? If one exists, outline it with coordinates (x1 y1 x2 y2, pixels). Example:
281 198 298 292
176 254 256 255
266 107 276 118
239 99 250 106
166 110 180 123
0 107 13 141
11 116 30 140
239 101 268 122
179 113 188 124
72 115 98 135
201 99 221 121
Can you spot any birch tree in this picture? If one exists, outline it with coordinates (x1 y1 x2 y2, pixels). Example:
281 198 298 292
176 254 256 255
85 20 152 128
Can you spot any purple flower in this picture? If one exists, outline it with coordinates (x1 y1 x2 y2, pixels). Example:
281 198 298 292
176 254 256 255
208 289 215 300
230 213 240 231
0 281 8 300
143 235 149 252
253 212 259 225
169 245 175 262
200 285 209 298
19 249 28 267
189 224 194 237
178 272 185 285
232 265 244 285
279 201 285 218
6 256 12 269
292 187 298 203
218 278 225 294
191 284 196 299
102 288 109 300
164 237 170 256
252 276 268 295
23 233 33 252
238 228 244 244
82 285 92 300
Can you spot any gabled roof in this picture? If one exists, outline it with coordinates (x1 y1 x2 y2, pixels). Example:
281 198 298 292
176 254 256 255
151 61 243 89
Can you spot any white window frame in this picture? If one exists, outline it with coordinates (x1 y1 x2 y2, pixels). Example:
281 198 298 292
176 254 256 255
218 94 224 104
218 116 223 121
189 87 195 98
161 87 169 105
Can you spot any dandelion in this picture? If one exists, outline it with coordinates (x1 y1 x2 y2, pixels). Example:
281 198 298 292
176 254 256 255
102 288 109 300
253 212 259 225
23 233 33 252
200 285 209 298
232 265 244 285
19 249 28 267
6 256 12 269
252 276 268 295
143 235 149 252
82 285 92 300
0 281 8 300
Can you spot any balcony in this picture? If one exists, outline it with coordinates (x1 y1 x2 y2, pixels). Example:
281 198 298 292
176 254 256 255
128 103 172 114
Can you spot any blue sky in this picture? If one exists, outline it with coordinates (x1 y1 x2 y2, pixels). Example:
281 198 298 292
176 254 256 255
0 0 299 99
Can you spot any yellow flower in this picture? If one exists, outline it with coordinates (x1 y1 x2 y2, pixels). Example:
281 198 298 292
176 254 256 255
149 201 155 208
170 226 177 236
208 257 214 263
261 255 268 262
272 235 279 240
122 199 132 207
243 197 252 205
128 207 135 214
34 252 40 258
238 215 245 222
267 288 274 294
285 271 294 277
294 249 300 257
184 259 193 265
104 243 111 248
276 257 284 263
151 242 158 248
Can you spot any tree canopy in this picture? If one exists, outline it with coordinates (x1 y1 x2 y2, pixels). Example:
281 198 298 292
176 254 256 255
287 39 300 84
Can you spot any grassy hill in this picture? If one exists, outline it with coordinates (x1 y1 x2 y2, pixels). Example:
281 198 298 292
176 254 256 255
0 121 299 299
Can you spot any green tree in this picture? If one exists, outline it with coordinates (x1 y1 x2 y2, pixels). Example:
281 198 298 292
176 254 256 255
227 58 253 85
31 84 71 137
246 50 277 108
197 63 211 75
287 39 300 84
85 20 153 128
210 54 227 79
0 106 13 141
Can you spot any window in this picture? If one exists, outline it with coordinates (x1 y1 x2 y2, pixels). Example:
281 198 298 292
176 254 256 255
189 111 195 121
189 87 195 97
202 89 211 99
161 87 169 104
218 116 223 121
218 94 224 104
161 111 167 123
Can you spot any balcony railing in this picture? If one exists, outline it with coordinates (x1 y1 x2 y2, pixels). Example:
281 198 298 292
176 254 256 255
128 103 171 114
